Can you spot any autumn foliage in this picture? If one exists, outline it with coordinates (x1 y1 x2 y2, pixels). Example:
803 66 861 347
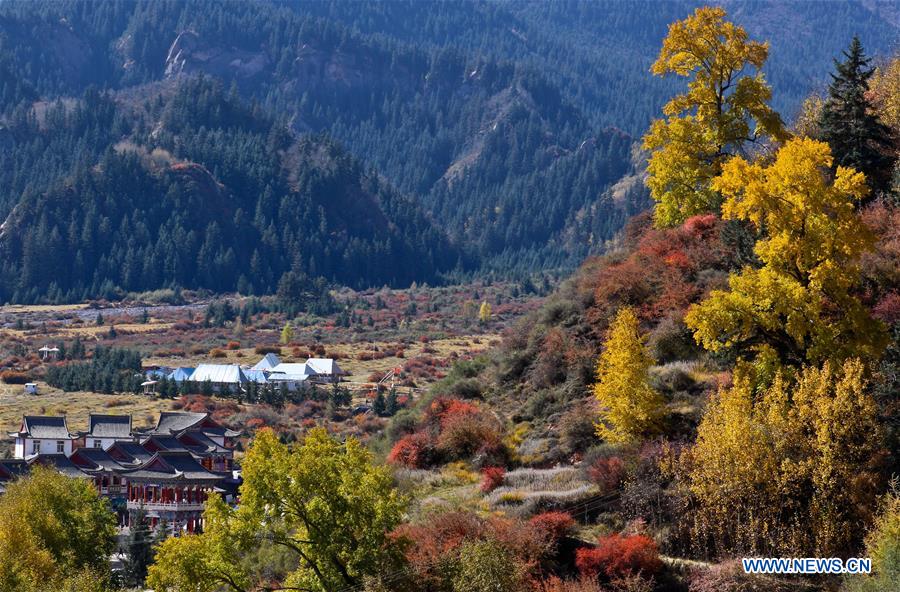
575 533 663 580
388 397 505 468
480 466 506 493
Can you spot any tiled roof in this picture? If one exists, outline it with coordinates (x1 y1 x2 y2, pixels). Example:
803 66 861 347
150 411 208 434
28 454 87 479
120 451 221 483
12 416 75 439
108 441 154 465
88 414 133 438
70 448 131 472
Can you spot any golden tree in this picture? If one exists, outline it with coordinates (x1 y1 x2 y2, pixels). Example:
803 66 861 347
643 6 785 227
687 359 883 557
686 137 887 366
594 307 664 443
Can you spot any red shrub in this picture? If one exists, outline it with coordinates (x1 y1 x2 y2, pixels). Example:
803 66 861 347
480 466 506 493
575 534 662 580
587 456 626 493
529 512 575 543
225 340 241 350
682 213 719 237
387 432 435 469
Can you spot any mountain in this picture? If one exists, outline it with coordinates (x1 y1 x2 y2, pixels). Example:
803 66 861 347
0 80 459 303
0 0 897 300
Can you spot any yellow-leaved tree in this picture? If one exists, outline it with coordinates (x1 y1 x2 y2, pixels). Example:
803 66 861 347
687 359 884 557
643 6 786 227
594 307 664 443
685 137 887 366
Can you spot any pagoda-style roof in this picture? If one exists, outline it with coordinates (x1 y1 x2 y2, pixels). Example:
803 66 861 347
119 451 222 484
0 459 28 481
69 448 133 473
107 441 154 466
141 435 192 454
177 430 230 455
147 411 239 438
87 414 133 439
27 454 88 479
9 416 76 440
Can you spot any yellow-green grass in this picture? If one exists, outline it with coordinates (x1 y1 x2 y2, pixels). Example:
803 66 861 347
0 381 176 433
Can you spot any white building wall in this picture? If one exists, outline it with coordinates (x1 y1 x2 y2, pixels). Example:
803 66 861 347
15 437 74 458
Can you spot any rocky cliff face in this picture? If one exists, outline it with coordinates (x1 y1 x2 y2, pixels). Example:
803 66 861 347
164 30 270 80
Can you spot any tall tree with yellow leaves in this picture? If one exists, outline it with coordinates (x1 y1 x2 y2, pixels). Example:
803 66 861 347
594 307 664 443
643 6 786 227
686 137 887 366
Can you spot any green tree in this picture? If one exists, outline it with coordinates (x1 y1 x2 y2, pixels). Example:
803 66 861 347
686 138 887 366
373 390 386 416
643 6 785 227
820 36 894 191
121 508 154 588
0 467 116 591
147 428 407 592
594 307 664 443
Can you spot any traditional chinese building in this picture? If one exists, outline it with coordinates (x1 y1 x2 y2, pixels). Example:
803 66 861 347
121 451 222 534
9 416 78 459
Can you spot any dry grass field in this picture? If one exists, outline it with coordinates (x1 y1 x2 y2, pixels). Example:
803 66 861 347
0 381 177 436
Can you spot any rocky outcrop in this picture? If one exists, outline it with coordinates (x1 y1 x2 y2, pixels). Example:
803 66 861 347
164 31 270 79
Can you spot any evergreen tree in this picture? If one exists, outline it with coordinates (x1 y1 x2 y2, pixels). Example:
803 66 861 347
385 388 399 416
820 36 894 191
122 508 154 588
372 390 386 416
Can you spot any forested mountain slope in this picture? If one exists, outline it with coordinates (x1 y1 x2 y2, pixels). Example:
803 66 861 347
0 0 897 296
0 79 459 302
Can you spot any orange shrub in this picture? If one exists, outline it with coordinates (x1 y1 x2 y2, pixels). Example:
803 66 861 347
225 340 241 350
387 433 435 469
575 534 662 580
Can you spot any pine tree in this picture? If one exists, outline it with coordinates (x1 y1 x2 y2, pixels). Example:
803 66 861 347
121 508 154 588
593 307 664 443
385 388 399 416
372 390 386 416
820 36 894 191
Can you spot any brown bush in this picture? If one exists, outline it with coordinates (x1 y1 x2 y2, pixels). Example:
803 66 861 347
254 345 282 355
0 371 30 384
209 348 226 358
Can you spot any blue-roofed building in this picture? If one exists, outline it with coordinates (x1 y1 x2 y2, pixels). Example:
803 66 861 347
244 369 269 384
168 367 195 383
